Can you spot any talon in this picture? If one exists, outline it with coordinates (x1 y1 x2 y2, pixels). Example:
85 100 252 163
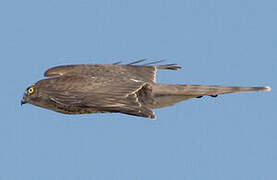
196 96 203 98
210 95 218 97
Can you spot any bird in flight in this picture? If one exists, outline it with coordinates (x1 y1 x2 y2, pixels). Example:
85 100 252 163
21 60 271 119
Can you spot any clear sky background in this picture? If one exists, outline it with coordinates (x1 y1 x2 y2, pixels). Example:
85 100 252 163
0 0 276 179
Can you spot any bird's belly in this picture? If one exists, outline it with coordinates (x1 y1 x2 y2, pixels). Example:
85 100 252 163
53 106 108 114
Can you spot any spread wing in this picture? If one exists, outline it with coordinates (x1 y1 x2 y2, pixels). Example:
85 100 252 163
44 63 181 83
36 75 156 119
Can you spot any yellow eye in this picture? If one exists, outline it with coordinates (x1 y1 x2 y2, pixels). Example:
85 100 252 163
28 87 35 94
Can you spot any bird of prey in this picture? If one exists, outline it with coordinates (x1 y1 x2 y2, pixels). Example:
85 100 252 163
21 60 271 119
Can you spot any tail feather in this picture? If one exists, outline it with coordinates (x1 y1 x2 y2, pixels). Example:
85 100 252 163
152 84 271 97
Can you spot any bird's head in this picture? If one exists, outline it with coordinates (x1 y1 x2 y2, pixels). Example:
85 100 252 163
21 85 40 106
21 80 61 111
21 82 50 107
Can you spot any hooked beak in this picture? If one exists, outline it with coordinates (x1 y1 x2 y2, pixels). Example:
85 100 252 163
21 99 26 106
21 96 27 106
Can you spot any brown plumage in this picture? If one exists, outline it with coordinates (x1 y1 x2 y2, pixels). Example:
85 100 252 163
21 61 271 119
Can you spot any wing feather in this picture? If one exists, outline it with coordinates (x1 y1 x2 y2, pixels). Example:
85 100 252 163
44 63 181 83
37 75 156 119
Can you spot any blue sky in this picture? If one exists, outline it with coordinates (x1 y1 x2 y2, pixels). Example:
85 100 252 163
0 0 276 179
